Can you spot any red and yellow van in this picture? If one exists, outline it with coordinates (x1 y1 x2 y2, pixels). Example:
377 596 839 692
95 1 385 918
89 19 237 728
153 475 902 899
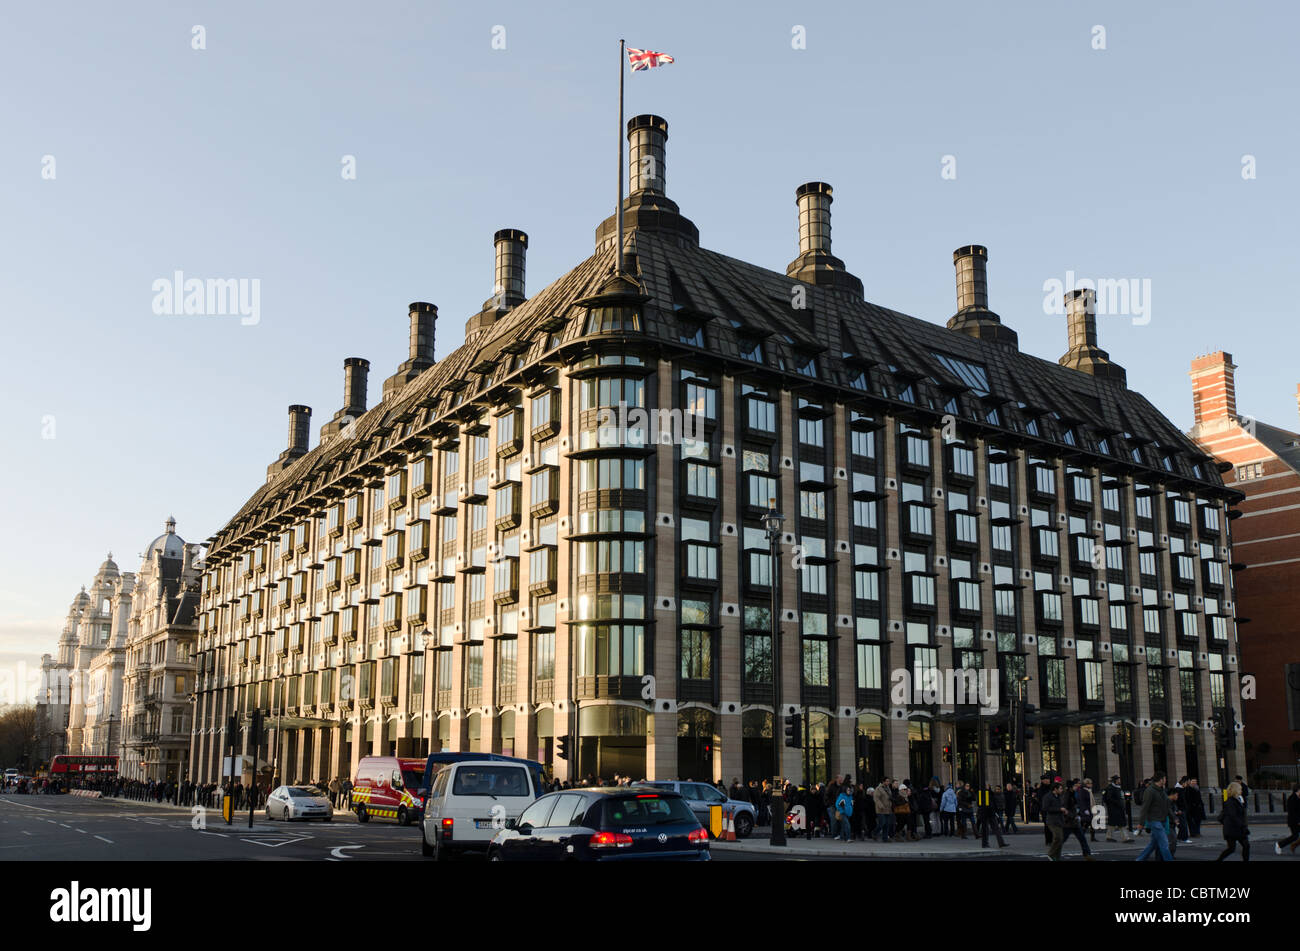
350 756 427 826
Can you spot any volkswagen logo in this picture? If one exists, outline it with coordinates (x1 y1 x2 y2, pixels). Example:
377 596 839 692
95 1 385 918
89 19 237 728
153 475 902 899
658 833 667 844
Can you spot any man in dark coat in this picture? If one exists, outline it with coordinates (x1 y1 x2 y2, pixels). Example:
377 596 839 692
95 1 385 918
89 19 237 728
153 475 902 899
1104 775 1133 842
1184 778 1205 837
1042 781 1066 861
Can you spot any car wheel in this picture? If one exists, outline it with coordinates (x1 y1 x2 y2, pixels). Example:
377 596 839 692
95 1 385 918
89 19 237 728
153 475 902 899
488 848 503 862
434 833 450 862
323 815 332 822
356 807 369 823
265 807 272 820
421 828 434 857
397 806 409 827
734 812 754 839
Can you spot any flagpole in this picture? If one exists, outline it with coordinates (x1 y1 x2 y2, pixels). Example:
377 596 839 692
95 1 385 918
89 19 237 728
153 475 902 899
616 37 625 277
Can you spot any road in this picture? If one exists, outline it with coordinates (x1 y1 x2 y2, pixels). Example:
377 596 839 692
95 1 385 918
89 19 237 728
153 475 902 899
2 794 1293 862
0 793 427 861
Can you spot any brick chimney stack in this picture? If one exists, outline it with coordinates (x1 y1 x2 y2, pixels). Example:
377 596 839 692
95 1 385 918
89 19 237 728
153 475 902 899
1190 351 1238 426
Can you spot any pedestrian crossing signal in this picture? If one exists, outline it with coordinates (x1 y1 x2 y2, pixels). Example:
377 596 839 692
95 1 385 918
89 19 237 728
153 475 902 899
942 744 952 763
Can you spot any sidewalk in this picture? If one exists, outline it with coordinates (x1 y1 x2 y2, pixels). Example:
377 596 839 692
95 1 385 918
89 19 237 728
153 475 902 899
714 822 1286 859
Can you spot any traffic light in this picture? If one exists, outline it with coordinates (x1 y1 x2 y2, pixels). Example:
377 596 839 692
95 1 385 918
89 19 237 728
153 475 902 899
1110 733 1122 756
250 709 264 739
556 735 571 760
225 716 237 740
1220 708 1237 750
1014 702 1036 752
942 744 953 764
784 714 803 749
988 722 1007 752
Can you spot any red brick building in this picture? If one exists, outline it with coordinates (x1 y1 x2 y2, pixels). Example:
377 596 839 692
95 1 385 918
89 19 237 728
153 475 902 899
1188 352 1300 775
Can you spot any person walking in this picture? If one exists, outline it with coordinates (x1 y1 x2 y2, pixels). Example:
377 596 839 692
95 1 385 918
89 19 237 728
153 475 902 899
1104 775 1133 842
1135 772 1175 862
1273 783 1300 855
1003 781 1020 834
1043 781 1066 861
1063 780 1096 860
977 785 1009 848
1080 778 1097 842
1185 778 1205 838
939 782 957 836
1216 781 1250 861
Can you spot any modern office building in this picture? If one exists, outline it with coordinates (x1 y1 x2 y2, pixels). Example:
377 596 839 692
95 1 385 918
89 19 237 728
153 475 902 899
1188 353 1300 775
192 115 1247 790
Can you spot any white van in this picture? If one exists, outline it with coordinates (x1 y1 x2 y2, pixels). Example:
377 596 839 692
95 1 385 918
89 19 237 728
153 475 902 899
420 760 540 860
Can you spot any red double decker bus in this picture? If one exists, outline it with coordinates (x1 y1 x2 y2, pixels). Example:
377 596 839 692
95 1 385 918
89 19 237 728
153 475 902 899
49 755 119 781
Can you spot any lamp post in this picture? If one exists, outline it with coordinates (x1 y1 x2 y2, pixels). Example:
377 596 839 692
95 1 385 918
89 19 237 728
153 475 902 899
763 499 786 847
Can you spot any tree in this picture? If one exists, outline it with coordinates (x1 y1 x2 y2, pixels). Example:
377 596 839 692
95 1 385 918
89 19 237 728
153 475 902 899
0 705 39 770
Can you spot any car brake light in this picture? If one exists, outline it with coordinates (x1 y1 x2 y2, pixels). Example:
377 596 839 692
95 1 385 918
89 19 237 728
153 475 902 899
589 831 634 849
688 827 709 845
441 817 453 840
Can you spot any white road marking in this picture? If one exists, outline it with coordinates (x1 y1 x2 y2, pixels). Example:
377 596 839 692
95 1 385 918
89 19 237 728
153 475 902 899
330 844 364 859
75 829 87 834
94 835 113 844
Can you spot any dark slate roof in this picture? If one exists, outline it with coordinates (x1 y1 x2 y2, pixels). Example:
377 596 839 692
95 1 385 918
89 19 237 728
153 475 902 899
1253 420 1300 475
210 228 1228 555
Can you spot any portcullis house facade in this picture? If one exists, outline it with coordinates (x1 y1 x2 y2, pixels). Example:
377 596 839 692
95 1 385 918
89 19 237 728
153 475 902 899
192 116 1247 790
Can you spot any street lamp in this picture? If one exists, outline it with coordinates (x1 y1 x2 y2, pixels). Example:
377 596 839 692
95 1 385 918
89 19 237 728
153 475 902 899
762 498 786 847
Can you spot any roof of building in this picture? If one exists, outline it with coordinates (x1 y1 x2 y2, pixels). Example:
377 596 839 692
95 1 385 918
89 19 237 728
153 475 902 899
144 516 186 560
209 208 1230 555
1252 420 1300 474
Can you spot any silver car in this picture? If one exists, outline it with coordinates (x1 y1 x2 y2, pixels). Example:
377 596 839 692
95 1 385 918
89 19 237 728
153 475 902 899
643 781 755 838
265 785 334 822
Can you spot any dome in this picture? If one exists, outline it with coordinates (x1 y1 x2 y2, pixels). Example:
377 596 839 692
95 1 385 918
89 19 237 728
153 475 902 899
146 516 186 559
97 553 119 578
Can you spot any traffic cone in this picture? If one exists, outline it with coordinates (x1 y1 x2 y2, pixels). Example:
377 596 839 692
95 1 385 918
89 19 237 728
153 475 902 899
725 806 737 841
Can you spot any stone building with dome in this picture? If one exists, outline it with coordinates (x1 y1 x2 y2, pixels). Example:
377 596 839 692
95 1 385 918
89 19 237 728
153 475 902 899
118 517 202 782
64 555 128 757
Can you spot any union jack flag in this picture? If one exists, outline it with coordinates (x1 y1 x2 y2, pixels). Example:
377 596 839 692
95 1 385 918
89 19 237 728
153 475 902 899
628 47 674 71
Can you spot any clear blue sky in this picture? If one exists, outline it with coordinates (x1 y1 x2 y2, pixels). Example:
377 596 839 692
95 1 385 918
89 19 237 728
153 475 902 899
2 0 1296 700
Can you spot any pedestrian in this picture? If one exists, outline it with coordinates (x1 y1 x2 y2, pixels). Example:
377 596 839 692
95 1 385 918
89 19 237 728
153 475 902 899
1273 783 1300 855
1063 779 1096 860
1043 781 1066 861
1035 773 1054 846
913 782 933 838
1135 772 1175 862
976 785 1009 849
1185 778 1205 838
860 783 876 840
1003 781 1020 833
956 782 974 838
940 782 957 836
329 776 340 807
1104 775 1133 842
873 778 895 842
834 782 854 841
1216 781 1250 861
1080 778 1097 841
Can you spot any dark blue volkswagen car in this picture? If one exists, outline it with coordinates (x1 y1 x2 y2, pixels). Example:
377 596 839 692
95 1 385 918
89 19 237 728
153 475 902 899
486 787 711 861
